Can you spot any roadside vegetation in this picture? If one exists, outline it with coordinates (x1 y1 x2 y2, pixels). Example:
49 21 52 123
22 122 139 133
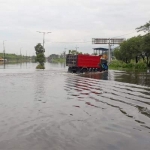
50 58 65 63
0 53 32 63
111 21 150 70
109 60 147 70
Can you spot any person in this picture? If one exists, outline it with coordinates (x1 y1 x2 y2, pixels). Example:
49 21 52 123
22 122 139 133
100 58 108 71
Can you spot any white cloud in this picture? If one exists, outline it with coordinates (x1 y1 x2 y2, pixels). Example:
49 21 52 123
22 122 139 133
0 0 150 56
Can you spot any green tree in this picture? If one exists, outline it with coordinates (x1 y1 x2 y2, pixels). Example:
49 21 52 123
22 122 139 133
141 34 150 66
68 50 82 55
114 36 143 63
136 21 150 34
136 21 150 65
114 47 122 60
35 43 45 69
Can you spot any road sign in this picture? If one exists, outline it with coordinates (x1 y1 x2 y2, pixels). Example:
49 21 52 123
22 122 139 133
92 38 125 44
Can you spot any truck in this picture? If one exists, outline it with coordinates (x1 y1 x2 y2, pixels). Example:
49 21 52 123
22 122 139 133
66 54 108 73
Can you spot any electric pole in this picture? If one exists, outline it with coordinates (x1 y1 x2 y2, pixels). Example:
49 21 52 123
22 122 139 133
20 47 22 62
108 39 111 63
37 31 51 48
3 40 6 68
25 50 27 68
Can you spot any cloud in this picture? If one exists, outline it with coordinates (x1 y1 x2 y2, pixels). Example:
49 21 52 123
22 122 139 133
0 0 150 55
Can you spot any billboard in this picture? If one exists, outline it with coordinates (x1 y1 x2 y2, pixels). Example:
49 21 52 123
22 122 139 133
92 38 125 44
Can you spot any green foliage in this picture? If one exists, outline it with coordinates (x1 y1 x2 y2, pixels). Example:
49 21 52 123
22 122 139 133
68 50 82 55
114 47 122 60
35 43 45 69
134 61 147 69
35 43 45 55
136 21 150 33
35 53 45 65
109 60 147 70
113 21 150 68
36 64 45 69
113 34 150 67
0 53 31 62
118 36 142 62
50 58 65 63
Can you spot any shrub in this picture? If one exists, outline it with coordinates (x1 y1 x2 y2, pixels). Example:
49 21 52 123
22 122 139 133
109 59 148 70
36 64 45 69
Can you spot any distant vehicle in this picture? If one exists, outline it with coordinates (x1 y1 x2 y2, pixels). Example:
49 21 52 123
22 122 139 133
66 54 108 73
0 58 7 63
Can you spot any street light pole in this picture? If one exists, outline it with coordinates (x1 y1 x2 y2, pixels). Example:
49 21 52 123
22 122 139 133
37 31 51 48
64 48 67 58
20 47 22 55
75 46 79 51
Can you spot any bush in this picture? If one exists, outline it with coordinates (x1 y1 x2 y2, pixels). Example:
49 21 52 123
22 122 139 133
36 64 45 69
109 59 148 70
134 61 147 69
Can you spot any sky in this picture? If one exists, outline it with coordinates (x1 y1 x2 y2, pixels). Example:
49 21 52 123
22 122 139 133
0 0 150 56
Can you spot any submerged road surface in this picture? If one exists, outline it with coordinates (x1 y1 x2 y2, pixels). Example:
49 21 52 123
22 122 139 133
0 63 150 150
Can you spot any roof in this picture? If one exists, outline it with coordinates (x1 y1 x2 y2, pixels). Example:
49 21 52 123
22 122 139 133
93 47 108 51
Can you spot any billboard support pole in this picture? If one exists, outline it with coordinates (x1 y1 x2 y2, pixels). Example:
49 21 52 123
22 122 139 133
108 39 111 63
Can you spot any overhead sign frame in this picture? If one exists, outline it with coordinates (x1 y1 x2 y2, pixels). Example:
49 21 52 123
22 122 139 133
92 38 125 63
92 38 125 44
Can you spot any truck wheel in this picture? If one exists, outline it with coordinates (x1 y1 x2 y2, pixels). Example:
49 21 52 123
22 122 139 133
83 68 87 73
68 67 72 73
76 68 81 73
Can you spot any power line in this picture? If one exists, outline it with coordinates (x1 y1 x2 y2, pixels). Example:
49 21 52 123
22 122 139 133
49 31 137 43
51 41 91 43
111 31 137 38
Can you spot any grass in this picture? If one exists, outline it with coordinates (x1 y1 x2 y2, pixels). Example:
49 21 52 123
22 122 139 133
50 58 65 63
109 59 148 70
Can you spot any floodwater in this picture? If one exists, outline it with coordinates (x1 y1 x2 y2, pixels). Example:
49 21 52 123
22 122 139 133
0 63 150 150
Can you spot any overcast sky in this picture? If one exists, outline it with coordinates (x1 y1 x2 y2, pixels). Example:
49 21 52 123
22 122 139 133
0 0 150 56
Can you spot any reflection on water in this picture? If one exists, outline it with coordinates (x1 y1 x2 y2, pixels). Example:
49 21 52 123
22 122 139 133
112 70 150 87
80 71 108 80
64 74 150 150
81 70 150 87
0 63 150 150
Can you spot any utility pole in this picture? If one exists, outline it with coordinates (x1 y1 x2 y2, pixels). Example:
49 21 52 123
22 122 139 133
64 48 67 58
3 40 6 68
20 47 22 62
37 31 51 48
26 51 27 62
108 39 111 63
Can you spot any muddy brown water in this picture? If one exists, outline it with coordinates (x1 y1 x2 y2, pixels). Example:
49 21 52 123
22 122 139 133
0 63 150 150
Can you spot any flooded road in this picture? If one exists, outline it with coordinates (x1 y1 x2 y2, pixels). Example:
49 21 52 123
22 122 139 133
0 63 150 150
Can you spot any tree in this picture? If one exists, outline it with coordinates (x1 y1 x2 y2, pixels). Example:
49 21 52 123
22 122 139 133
35 43 45 69
113 36 143 63
141 34 150 66
114 47 122 60
136 21 150 34
68 50 82 55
